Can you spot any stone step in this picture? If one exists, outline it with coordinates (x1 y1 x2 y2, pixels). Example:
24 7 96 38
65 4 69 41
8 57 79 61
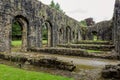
30 48 118 60
30 48 88 57
0 53 76 71
58 44 115 51
74 41 112 45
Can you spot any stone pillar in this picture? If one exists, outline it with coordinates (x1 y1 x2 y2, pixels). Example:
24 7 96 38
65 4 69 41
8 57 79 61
113 0 120 56
36 20 42 48
78 30 82 41
21 19 28 52
1 14 12 53
47 23 52 47
52 23 57 47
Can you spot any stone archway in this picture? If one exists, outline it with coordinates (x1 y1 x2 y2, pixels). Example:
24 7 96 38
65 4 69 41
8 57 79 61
66 26 71 43
59 28 64 44
72 30 75 42
92 31 98 41
42 22 53 47
11 15 29 52
77 30 82 41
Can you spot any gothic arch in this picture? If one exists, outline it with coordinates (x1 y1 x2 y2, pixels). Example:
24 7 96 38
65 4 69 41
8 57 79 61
11 15 29 52
92 31 98 41
41 21 53 47
66 26 71 43
59 27 64 44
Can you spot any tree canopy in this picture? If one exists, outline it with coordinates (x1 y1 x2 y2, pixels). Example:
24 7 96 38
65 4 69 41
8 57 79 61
12 22 22 40
49 0 64 13
80 18 95 27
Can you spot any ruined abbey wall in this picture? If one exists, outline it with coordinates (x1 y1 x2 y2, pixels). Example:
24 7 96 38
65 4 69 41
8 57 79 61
113 0 120 56
0 0 82 53
87 21 113 41
1 0 120 58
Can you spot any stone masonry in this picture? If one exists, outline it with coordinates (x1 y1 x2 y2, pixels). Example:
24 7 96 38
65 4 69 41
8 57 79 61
0 0 120 58
0 0 82 53
87 20 113 41
113 0 120 57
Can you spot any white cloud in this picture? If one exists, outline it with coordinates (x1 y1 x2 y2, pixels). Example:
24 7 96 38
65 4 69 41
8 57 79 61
39 0 115 22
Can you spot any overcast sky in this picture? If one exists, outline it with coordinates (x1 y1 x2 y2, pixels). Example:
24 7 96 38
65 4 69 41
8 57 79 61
39 0 115 22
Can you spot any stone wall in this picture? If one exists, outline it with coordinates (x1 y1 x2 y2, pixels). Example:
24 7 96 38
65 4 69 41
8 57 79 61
113 0 120 57
0 0 82 53
102 64 120 79
0 52 76 71
87 21 113 41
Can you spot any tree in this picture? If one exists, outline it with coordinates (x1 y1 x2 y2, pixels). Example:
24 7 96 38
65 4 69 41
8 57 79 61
80 20 87 27
12 22 22 40
56 3 60 10
49 0 64 13
50 0 55 8
80 18 95 27
85 18 95 26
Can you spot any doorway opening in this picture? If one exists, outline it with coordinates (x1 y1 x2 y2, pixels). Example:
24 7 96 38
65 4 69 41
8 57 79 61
42 22 52 47
92 31 98 41
11 15 29 52
66 26 71 43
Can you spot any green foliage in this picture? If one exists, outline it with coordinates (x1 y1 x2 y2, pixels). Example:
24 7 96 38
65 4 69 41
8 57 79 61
42 24 48 40
80 20 87 27
0 64 73 80
12 22 22 40
50 0 64 13
56 3 60 10
86 50 102 53
50 0 55 8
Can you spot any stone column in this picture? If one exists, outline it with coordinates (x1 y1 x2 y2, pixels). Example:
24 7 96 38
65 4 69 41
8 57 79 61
113 0 120 57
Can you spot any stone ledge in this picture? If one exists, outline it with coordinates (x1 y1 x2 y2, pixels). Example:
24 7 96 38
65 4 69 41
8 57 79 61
0 53 76 71
30 48 119 60
74 41 112 45
102 64 120 79
58 44 114 51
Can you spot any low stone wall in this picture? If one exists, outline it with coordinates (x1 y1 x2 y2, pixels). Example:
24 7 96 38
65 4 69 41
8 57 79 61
74 41 112 45
58 44 115 51
87 20 112 41
0 53 76 71
30 48 90 57
30 48 119 60
102 64 120 79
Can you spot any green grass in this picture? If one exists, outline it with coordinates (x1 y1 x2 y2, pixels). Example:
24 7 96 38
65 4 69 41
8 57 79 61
86 50 102 53
0 64 73 80
75 64 97 70
12 40 22 47
12 40 48 47
42 40 48 45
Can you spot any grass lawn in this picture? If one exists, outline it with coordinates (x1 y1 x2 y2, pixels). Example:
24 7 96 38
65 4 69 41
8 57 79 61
86 50 102 53
12 40 22 47
0 64 73 80
12 40 48 47
42 40 48 45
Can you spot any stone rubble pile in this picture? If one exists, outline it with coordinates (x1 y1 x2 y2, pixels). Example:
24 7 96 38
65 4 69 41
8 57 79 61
102 64 120 79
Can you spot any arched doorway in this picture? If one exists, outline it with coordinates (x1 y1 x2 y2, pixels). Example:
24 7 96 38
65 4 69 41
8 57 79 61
66 26 71 43
92 31 98 41
59 28 64 44
42 22 52 47
72 31 75 42
11 15 29 52
77 30 82 41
